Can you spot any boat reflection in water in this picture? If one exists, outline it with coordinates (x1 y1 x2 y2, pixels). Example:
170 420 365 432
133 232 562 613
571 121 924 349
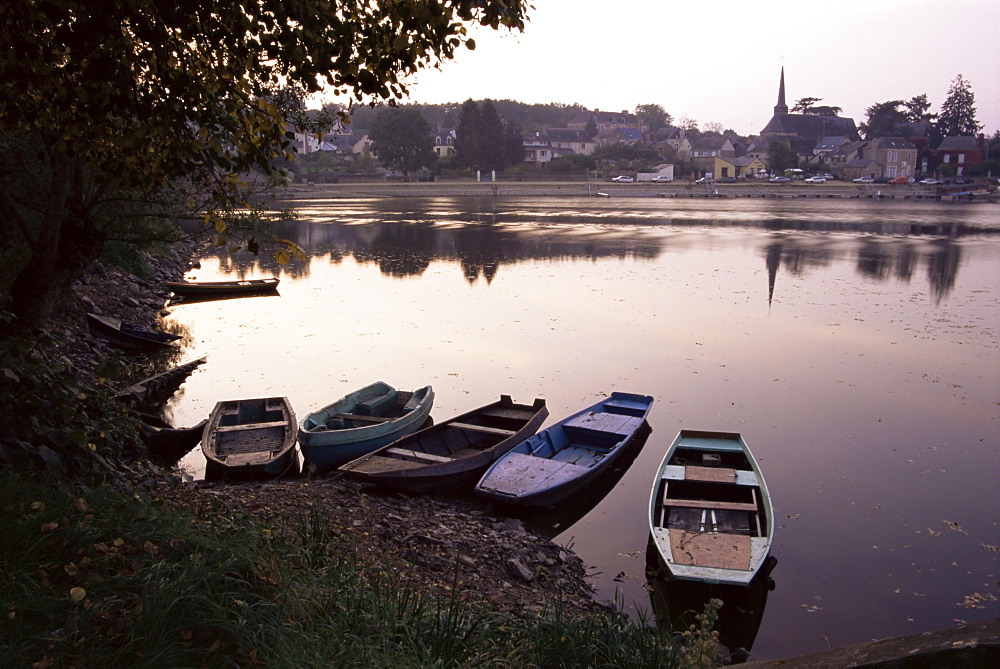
645 538 777 664
503 423 651 539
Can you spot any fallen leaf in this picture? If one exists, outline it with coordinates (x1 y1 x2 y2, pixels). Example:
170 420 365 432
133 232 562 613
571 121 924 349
69 587 86 603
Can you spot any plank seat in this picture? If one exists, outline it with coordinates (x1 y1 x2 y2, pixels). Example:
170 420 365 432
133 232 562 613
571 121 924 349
332 412 394 423
448 422 516 437
385 447 452 464
663 498 758 512
214 420 288 433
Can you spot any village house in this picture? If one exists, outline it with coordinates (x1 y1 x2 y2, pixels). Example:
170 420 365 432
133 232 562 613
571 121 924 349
433 128 456 159
933 135 988 176
869 137 918 179
567 110 647 133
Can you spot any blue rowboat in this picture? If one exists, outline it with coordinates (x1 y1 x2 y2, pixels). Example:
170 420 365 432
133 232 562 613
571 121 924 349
649 430 774 586
298 382 434 472
339 395 548 494
474 392 653 507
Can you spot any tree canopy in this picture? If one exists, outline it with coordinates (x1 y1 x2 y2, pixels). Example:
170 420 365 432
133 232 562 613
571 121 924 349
860 100 908 139
0 0 529 332
454 99 522 172
937 74 982 137
369 108 437 176
634 104 672 132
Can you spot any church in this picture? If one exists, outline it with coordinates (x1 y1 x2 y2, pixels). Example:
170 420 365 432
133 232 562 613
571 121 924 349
747 68 860 167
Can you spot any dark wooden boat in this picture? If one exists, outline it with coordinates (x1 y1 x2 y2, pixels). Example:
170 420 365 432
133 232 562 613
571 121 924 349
114 357 207 407
134 412 207 464
202 396 297 480
86 313 181 351
475 392 653 507
649 430 773 586
165 277 279 296
338 395 547 494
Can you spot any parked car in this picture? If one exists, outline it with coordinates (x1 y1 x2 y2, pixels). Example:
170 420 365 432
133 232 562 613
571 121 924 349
889 176 910 185
804 176 826 183
820 173 836 180
769 176 790 183
611 175 633 182
919 178 941 185
650 175 673 182
717 176 738 183
853 176 875 183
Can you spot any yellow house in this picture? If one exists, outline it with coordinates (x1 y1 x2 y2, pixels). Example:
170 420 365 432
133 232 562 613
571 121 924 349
713 156 767 179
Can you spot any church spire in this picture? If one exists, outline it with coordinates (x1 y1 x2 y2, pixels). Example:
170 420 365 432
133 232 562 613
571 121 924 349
774 66 788 115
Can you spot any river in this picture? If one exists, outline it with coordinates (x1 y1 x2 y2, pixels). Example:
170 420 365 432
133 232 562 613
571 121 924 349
160 194 999 661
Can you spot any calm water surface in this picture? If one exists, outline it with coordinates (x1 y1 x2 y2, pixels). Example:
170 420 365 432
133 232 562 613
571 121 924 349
161 196 999 661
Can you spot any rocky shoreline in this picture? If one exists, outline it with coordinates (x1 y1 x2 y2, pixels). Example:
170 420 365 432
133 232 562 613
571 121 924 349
58 239 601 621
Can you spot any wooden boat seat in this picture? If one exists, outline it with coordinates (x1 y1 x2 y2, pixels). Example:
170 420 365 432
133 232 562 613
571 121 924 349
663 498 758 512
448 422 516 437
332 412 394 424
385 447 452 464
669 529 752 570
214 420 288 433
684 465 738 483
563 412 644 439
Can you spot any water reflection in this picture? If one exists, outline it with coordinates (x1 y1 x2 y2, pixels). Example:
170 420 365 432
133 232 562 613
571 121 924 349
645 539 777 664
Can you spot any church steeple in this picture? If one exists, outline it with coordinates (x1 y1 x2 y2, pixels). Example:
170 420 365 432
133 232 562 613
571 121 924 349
774 67 788 115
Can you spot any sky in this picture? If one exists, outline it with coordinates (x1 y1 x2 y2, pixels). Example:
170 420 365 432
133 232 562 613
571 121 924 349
396 0 1000 136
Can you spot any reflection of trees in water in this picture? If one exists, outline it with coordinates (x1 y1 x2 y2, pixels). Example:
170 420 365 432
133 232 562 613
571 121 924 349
190 215 968 303
926 240 962 304
764 234 963 304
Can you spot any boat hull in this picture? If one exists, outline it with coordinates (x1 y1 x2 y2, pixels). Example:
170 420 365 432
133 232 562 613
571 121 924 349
339 395 547 494
475 392 654 507
648 430 773 586
86 313 180 351
202 397 297 480
298 382 434 471
165 278 279 296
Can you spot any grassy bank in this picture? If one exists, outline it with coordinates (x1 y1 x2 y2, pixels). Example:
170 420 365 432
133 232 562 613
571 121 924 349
0 471 718 668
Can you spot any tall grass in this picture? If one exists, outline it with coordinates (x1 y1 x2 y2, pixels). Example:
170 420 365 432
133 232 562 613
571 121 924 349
0 471 716 667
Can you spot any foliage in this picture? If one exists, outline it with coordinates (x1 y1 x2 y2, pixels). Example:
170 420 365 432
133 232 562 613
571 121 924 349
0 328 142 482
903 94 934 122
546 154 597 174
0 474 716 668
454 99 522 171
792 97 842 116
860 100 907 139
0 0 529 332
369 107 437 176
593 143 658 163
937 74 982 137
635 104 673 132
766 140 797 172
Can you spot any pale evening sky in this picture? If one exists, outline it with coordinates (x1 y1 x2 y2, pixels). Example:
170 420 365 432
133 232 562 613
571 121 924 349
400 0 1000 136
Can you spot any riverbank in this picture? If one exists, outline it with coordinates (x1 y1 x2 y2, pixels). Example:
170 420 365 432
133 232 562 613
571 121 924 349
277 179 1000 203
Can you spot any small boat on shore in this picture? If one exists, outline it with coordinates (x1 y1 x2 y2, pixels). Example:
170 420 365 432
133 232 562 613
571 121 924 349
202 396 297 480
339 395 548 494
113 357 207 407
298 382 434 472
86 313 181 351
649 430 773 586
475 392 653 507
165 277 279 296
134 412 207 464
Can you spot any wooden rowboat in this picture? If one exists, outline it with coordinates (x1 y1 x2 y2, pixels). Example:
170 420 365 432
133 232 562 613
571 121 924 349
86 313 181 351
202 396 297 480
113 357 207 407
298 381 434 472
475 392 653 507
134 412 207 465
338 395 547 494
649 430 773 586
164 277 279 296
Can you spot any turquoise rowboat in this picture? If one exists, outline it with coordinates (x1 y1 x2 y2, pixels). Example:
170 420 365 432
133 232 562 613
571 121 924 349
475 392 653 507
298 382 434 472
649 430 774 586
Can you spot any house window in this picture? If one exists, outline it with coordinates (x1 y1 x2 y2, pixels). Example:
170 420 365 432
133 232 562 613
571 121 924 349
943 155 950 163
958 153 965 163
